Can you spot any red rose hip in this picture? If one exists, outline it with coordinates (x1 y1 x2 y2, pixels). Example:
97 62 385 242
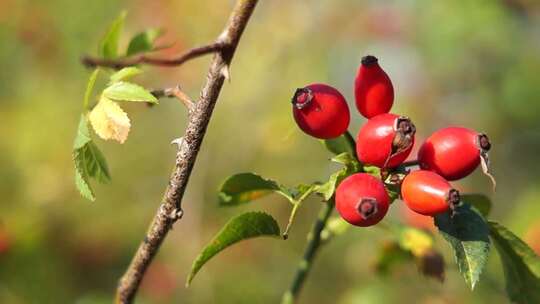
354 55 394 118
292 83 350 139
418 126 495 187
356 113 416 168
336 173 390 227
401 170 461 216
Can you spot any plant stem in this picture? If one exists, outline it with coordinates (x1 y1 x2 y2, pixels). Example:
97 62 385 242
82 42 227 69
112 1 259 303
282 200 335 304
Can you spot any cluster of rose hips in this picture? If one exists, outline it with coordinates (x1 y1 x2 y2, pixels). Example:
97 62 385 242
292 55 494 227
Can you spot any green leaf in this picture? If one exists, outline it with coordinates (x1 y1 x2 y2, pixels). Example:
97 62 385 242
73 116 111 201
218 173 294 206
316 153 360 201
75 167 95 201
316 168 349 201
331 152 360 168
99 11 126 59
186 212 280 285
109 67 143 84
103 81 158 103
322 131 356 156
434 204 490 289
126 28 164 56
461 194 492 216
83 69 100 110
73 115 92 149
489 221 540 304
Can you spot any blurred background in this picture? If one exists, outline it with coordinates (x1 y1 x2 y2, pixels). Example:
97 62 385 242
1 0 539 303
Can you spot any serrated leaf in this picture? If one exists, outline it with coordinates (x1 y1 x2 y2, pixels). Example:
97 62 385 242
462 194 492 217
99 11 126 59
434 204 490 289
73 116 111 201
74 140 111 184
323 131 356 156
83 69 100 110
103 81 158 103
89 96 131 144
126 28 164 56
73 114 92 149
331 152 360 169
187 212 280 285
316 154 360 201
489 221 540 304
316 168 348 201
109 67 143 84
75 166 95 201
218 173 294 206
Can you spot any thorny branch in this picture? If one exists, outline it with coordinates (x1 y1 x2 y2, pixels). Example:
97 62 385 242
105 1 260 303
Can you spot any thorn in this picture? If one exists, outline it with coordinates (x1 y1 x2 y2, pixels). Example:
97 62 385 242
171 137 185 150
221 64 231 82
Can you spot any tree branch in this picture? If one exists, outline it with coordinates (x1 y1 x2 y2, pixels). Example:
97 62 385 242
151 85 195 112
82 42 228 69
282 200 335 304
113 1 259 303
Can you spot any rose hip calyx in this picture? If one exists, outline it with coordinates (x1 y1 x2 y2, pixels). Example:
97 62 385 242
447 189 461 210
361 55 378 66
384 116 416 167
291 87 314 110
357 197 379 219
478 133 491 151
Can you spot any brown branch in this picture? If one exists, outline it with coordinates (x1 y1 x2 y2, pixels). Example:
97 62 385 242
113 1 259 303
151 85 195 112
81 42 228 69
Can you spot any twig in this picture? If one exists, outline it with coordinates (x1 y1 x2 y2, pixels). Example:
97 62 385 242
281 200 335 304
82 42 228 69
113 1 259 303
151 85 195 112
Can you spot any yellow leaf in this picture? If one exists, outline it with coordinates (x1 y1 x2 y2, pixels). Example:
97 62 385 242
400 228 434 257
89 96 131 143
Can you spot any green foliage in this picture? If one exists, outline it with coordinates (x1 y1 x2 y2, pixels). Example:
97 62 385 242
316 152 361 200
99 11 126 59
108 67 143 84
73 116 111 201
322 132 356 156
83 69 100 110
489 221 540 304
461 194 492 216
217 173 320 238
126 28 164 56
103 81 158 103
218 172 295 206
187 212 281 285
435 204 490 289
